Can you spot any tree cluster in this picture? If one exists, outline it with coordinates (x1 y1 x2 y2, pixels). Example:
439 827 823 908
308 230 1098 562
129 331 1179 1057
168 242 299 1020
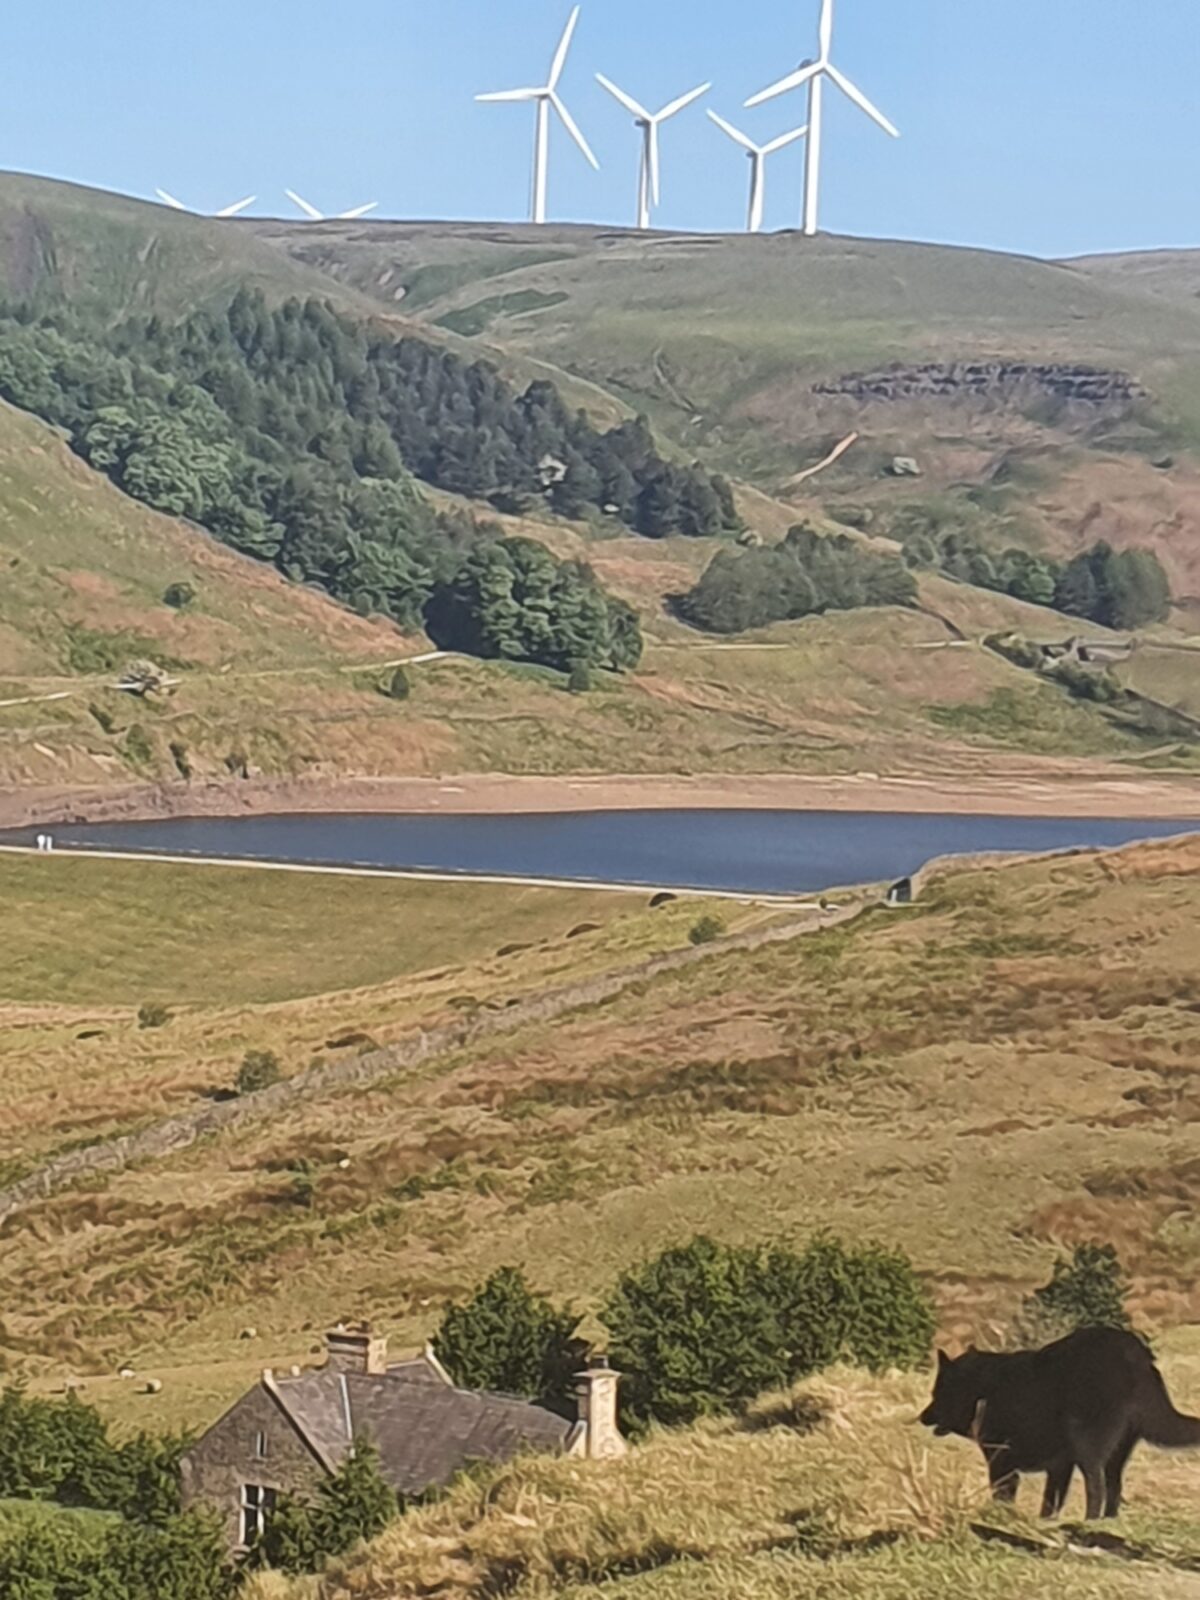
1015 1243 1135 1347
680 524 916 634
895 509 1172 628
241 1441 398 1577
0 293 730 652
0 1507 231 1600
432 1233 933 1431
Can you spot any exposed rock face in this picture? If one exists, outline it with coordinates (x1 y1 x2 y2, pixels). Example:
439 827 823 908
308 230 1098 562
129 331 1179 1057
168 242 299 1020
815 362 1144 410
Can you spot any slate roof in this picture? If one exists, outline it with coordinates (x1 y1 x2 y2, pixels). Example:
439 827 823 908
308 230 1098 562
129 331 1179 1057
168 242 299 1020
266 1360 577 1495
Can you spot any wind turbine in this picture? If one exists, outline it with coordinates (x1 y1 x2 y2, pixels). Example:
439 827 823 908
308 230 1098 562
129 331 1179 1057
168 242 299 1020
745 0 898 237
476 5 598 225
707 112 807 233
155 189 256 218
595 75 711 231
284 191 379 221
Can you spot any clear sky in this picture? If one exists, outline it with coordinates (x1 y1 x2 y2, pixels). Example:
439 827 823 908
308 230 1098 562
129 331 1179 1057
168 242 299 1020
7 0 1200 259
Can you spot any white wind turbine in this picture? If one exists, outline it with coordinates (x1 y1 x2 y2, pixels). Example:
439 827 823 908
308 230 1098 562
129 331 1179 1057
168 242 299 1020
595 75 711 231
284 191 379 221
476 5 599 225
707 112 807 233
745 0 898 237
155 189 256 218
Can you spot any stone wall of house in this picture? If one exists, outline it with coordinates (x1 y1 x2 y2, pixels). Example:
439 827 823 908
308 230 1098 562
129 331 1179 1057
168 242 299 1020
180 1383 327 1548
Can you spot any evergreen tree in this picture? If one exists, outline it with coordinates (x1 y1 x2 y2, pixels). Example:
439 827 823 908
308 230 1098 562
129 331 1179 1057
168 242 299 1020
432 1266 585 1404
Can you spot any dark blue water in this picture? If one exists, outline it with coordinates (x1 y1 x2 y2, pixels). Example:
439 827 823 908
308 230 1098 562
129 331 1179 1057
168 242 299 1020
6 811 1196 894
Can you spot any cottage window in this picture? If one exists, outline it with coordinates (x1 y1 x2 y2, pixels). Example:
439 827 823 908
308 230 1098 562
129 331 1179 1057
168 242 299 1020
240 1483 277 1547
253 1429 268 1460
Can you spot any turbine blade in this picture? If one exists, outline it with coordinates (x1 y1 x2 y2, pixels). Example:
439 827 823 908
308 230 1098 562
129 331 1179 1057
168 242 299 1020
549 4 581 89
155 189 187 210
818 0 835 62
595 73 650 120
762 126 808 155
550 91 599 169
655 81 710 122
476 87 540 102
825 64 899 136
649 121 661 205
334 202 379 219
216 196 256 217
285 189 324 220
744 60 821 109
707 110 758 152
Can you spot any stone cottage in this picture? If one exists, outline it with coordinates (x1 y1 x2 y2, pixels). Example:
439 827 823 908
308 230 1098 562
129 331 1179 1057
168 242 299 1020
180 1321 625 1549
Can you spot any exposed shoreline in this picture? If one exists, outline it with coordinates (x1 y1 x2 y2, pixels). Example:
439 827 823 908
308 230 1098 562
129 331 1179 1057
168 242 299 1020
1 769 1199 829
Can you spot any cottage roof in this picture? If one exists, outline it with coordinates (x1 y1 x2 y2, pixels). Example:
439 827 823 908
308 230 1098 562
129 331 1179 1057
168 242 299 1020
266 1358 576 1495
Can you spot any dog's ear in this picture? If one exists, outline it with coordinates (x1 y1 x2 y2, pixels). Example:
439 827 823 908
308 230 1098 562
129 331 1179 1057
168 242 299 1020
936 1348 950 1370
965 1342 978 1354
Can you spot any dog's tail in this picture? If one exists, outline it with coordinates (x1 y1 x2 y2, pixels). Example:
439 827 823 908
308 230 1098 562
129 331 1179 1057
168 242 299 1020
1142 1368 1200 1448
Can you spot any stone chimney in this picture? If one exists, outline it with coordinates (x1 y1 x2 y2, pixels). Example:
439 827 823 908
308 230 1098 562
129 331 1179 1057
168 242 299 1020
324 1321 388 1375
574 1355 626 1459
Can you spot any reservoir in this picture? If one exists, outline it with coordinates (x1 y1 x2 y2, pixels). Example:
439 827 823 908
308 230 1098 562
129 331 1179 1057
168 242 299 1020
6 810 1196 895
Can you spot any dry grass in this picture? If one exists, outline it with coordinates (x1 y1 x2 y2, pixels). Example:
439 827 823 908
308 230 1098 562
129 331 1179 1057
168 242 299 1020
238 1352 1200 1600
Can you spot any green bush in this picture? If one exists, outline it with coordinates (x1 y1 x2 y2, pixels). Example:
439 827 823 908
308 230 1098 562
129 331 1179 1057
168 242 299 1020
567 661 592 694
687 915 725 946
603 1233 933 1429
137 1002 171 1030
124 724 154 766
432 1266 585 1405
1019 1243 1133 1343
235 1050 282 1096
162 581 196 609
0 1507 230 1600
383 664 411 701
245 1440 397 1576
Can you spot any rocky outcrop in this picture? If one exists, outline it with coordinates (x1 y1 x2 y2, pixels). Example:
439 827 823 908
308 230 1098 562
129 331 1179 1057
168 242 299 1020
815 362 1144 410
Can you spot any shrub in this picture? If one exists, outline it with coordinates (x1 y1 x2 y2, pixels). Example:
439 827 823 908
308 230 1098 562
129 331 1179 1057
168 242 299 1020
137 1002 171 1030
432 1266 585 1405
162 581 196 609
383 664 411 701
1018 1243 1133 1344
604 1233 933 1429
244 1439 398 1576
235 1050 282 1096
567 661 592 694
688 914 725 946
124 724 154 765
169 739 192 778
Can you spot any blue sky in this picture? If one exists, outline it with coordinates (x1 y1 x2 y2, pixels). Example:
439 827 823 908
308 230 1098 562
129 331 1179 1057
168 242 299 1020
6 0 1199 258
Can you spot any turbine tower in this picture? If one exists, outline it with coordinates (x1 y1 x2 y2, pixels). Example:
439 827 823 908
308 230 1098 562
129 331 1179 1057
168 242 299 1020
745 0 897 237
707 112 807 234
284 191 379 221
595 75 710 231
477 5 598 225
155 189 256 218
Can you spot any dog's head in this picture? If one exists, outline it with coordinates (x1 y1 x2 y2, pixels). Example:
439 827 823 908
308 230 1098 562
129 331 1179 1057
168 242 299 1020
918 1348 985 1438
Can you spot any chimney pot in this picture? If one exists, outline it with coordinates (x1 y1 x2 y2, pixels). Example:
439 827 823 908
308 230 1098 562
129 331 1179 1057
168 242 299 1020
324 1320 388 1375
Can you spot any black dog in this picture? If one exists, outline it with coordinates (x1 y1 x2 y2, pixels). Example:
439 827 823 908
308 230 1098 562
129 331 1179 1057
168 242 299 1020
920 1325 1200 1519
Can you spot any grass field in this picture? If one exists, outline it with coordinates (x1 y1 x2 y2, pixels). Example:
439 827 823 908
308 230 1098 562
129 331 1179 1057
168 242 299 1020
3 836 1197 1439
238 1338 1200 1600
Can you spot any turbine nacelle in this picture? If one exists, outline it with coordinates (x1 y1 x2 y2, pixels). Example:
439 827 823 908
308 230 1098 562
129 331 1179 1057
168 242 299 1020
707 110 807 232
595 73 710 230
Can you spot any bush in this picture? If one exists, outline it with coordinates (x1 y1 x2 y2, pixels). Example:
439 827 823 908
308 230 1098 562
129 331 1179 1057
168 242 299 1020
603 1234 933 1429
124 724 154 765
432 1266 585 1406
687 915 725 946
137 1002 171 1030
383 664 411 701
0 1507 229 1600
567 661 592 694
1018 1243 1133 1344
162 581 196 609
235 1050 282 1096
245 1440 398 1576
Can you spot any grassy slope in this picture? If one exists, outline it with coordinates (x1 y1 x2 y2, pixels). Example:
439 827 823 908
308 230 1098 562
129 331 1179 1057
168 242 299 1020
4 837 1198 1430
244 1345 1200 1600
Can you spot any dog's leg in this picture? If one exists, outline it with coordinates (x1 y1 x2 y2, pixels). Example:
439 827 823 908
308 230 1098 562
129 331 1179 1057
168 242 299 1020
1081 1457 1106 1521
1040 1461 1073 1519
1103 1434 1136 1518
986 1447 1019 1505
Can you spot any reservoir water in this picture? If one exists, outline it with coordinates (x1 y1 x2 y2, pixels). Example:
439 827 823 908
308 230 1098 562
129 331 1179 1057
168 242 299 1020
7 810 1196 895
